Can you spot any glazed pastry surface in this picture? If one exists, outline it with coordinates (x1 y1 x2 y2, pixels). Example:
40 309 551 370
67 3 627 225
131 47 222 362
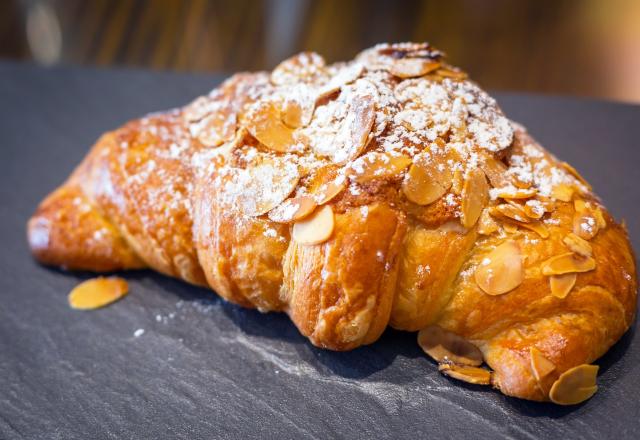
27 43 637 403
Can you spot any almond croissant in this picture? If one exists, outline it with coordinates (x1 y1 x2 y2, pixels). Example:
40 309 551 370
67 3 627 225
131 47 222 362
27 43 637 404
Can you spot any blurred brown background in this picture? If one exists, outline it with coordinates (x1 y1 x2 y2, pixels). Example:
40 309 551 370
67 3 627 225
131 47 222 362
1 0 639 103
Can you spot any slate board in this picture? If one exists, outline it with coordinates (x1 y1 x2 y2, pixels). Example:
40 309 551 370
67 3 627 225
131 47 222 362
0 61 639 440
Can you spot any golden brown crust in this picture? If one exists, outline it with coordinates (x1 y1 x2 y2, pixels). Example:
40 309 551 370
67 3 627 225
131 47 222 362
26 42 637 403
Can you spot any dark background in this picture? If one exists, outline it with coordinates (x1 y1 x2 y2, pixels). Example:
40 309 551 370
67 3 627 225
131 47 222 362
1 0 640 103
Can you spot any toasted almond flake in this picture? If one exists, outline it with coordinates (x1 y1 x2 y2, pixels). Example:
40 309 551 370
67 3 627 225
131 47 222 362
347 152 411 183
312 178 346 205
268 196 318 223
438 363 492 385
480 156 511 188
461 169 489 228
292 205 334 245
475 240 523 296
418 326 483 366
549 364 599 405
574 199 587 213
281 92 315 128
324 94 376 164
196 110 237 147
317 62 364 99
271 52 326 85
477 209 500 235
573 210 599 240
388 58 440 78
541 253 596 276
551 184 574 202
549 273 577 298
563 233 592 257
183 96 210 122
530 347 556 382
244 101 297 153
236 158 300 216
496 187 537 200
491 204 530 223
502 222 519 234
451 169 464 194
561 162 592 190
524 199 545 219
68 277 129 310
402 151 453 205
436 66 468 80
501 218 550 238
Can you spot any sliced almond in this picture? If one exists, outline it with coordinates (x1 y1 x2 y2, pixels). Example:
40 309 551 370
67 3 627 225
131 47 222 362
573 209 599 240
501 218 550 239
281 89 316 128
502 222 519 234
563 233 592 257
236 158 300 216
402 151 452 205
347 152 411 183
549 273 577 299
549 364 599 405
418 326 483 366
244 101 297 153
196 110 237 147
268 196 317 223
461 169 489 228
271 52 326 85
389 58 440 78
523 199 545 219
438 363 492 385
68 277 129 310
490 204 530 223
312 177 347 205
436 66 468 80
480 155 511 188
530 347 556 382
317 62 364 99
475 240 523 296
495 187 537 200
477 209 500 235
292 205 334 245
551 183 574 202
326 94 376 164
541 253 596 276
451 169 464 194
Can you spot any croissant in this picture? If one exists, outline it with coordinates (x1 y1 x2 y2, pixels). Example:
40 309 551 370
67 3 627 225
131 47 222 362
27 43 637 404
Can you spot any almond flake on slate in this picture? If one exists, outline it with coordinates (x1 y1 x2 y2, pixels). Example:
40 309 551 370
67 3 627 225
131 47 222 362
418 325 483 366
549 364 598 405
68 277 129 310
439 364 492 385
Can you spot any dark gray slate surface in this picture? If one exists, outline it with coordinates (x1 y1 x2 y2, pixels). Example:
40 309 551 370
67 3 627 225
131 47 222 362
0 61 638 440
